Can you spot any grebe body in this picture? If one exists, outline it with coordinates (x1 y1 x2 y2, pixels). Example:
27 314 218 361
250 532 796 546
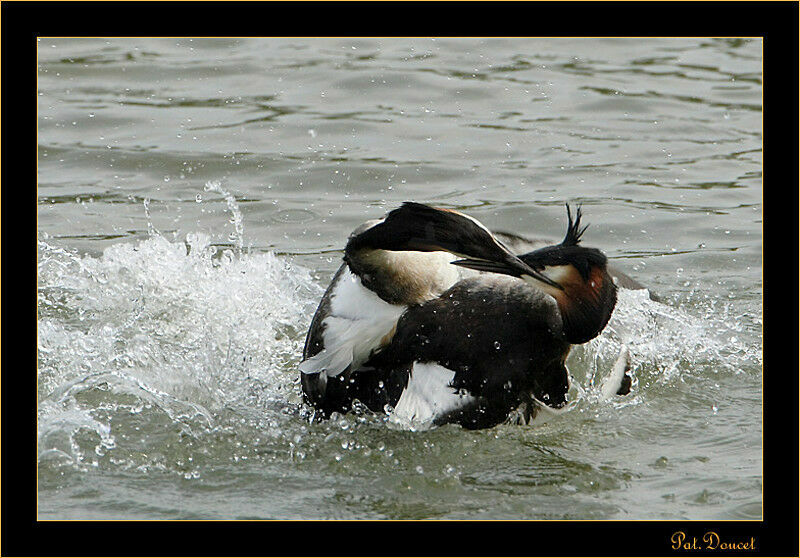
300 203 620 428
300 202 543 417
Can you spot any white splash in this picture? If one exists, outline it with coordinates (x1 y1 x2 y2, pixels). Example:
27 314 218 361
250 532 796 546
38 190 324 468
574 288 762 398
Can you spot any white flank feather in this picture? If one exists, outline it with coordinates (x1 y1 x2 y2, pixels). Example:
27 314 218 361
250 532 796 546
299 267 405 377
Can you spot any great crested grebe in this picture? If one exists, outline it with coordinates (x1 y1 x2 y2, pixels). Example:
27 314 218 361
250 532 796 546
300 202 626 429
300 202 547 415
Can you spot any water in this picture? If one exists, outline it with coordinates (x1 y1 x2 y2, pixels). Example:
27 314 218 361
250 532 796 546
37 38 762 520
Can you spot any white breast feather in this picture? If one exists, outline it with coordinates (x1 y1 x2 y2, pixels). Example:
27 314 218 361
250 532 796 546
389 362 475 431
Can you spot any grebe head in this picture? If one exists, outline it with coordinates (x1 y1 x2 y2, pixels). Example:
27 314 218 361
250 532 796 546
345 202 558 288
452 204 617 344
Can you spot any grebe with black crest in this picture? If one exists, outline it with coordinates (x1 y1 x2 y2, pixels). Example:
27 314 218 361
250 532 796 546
300 202 630 429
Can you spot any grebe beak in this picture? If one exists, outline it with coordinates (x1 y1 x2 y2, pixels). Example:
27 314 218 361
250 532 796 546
451 256 565 291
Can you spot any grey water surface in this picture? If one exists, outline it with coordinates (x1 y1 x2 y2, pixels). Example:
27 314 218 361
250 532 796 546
37 37 762 520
